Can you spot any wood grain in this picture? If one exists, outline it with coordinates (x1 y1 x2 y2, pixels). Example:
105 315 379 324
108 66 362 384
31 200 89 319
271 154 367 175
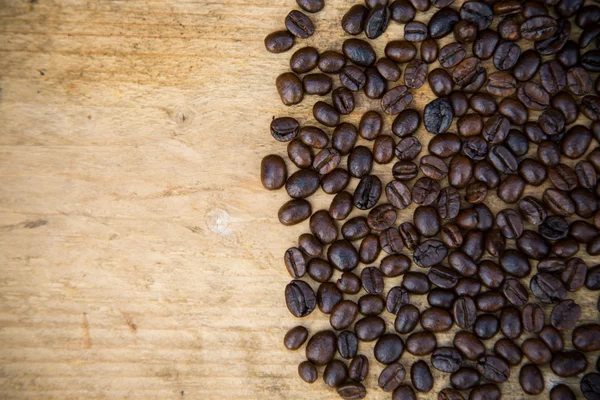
0 0 599 399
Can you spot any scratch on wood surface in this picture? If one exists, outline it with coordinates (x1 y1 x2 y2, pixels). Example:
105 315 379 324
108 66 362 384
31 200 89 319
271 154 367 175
81 313 91 349
121 312 137 334
24 219 48 229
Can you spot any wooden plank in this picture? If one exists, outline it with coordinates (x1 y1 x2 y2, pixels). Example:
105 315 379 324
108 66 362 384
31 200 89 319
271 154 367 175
0 0 599 399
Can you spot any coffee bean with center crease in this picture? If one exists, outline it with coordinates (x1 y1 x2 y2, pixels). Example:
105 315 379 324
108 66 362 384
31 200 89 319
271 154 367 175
330 300 359 330
494 41 521 71
518 82 550 110
424 98 453 134
487 72 516 97
342 5 368 35
286 280 316 317
379 363 406 392
337 330 358 359
420 155 448 179
539 108 565 137
349 355 369 382
536 18 571 55
368 204 397 231
522 303 545 333
414 240 448 268
499 99 528 125
340 66 366 92
567 66 592 95
319 51 346 74
395 137 422 161
337 382 366 400
431 347 462 374
354 174 382 210
331 88 355 115
365 5 390 39
386 180 412 209
387 286 411 315
503 278 528 306
285 247 307 279
412 177 441 205
496 209 523 239
285 10 315 39
380 227 404 254
439 43 466 69
521 16 557 41
477 355 510 383
382 86 413 115
543 188 575 217
271 117 299 142
549 164 577 190
361 267 385 295
489 145 517 174
405 21 428 41
462 137 488 161
562 258 587 291
453 296 476 329
550 385 576 400
453 57 485 90
530 272 566 303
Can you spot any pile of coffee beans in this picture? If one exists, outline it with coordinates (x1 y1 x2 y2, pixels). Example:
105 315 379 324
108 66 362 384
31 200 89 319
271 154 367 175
261 0 600 398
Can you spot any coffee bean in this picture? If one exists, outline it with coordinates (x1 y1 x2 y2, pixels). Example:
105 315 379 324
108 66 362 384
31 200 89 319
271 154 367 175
365 5 390 39
454 57 486 92
330 300 359 330
376 58 402 82
308 258 333 283
355 316 386 341
317 282 343 314
264 30 295 53
392 109 421 138
454 20 477 44
379 363 406 392
318 50 346 73
390 0 416 23
536 18 571 55
285 247 308 279
562 258 587 291
550 384 576 400
339 66 366 92
421 38 439 63
494 338 523 366
428 8 460 39
406 331 437 355
403 272 431 294
450 367 480 390
285 326 309 350
522 338 552 365
286 279 316 318
364 67 387 99
382 86 413 115
493 41 521 71
454 331 485 360
385 40 418 63
373 135 396 164
552 351 588 377
460 1 493 30
411 360 433 392
337 381 367 399
375 334 405 364
473 29 499 59
439 43 467 68
477 355 509 383
328 240 359 272
323 360 348 388
519 364 544 395
380 227 405 254
424 98 453 134
431 347 462 374
518 82 550 110
386 180 412 209
354 174 382 210
452 296 476 329
298 360 318 383
412 177 440 205
404 21 428 42
404 60 428 89
279 199 312 226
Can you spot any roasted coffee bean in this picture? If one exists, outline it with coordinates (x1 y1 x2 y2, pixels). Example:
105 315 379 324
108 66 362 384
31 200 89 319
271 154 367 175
412 177 440 205
279 199 312 226
374 135 396 164
355 316 386 342
399 222 419 251
502 278 528 307
318 50 346 74
455 277 481 297
428 68 453 97
551 92 578 124
343 39 376 67
395 304 420 334
331 88 355 116
296 0 324 12
413 207 440 238
566 67 592 96
517 230 550 260
461 137 488 161
465 182 487 204
339 66 366 92
392 109 421 138
460 2 493 30
497 175 525 204
518 82 550 110
349 354 369 381
540 215 570 241
354 174 382 210
450 367 480 390
448 91 469 117
539 107 565 137
439 43 467 68
379 363 406 392
428 8 461 39
385 41 417 63
404 21 428 42
298 234 323 258
581 372 600 399
452 296 476 329
454 331 485 360
485 230 505 258
403 272 431 294
535 18 571 55
550 299 581 331
347 146 373 178
550 384 576 400
308 258 333 283
299 126 328 149
420 307 452 331
493 41 520 71
271 117 299 143
500 306 523 339
421 38 439 63
385 180 412 210
261 155 287 190
536 326 564 354
313 102 340 127
477 356 509 383
432 347 462 373
519 364 544 395
414 240 447 268
404 60 428 89
504 131 529 157
521 16 557 41
454 20 477 44
561 258 587 291
380 254 411 277
337 272 362 294
361 267 385 295
543 188 575 217
406 331 437 355
530 272 566 303
489 145 517 174
285 326 309 350
306 330 337 366
563 125 592 159
519 158 547 186
291 47 319 74
332 123 358 156
382 86 413 115
376 58 401 82
428 288 456 309
552 351 588 377
486 72 516 97
285 10 315 39
549 164 577 191
285 247 308 279
364 67 387 99
457 114 483 137
392 384 416 400
387 286 411 315
358 294 385 316
318 282 343 314
522 303 545 334
365 5 390 39
429 133 461 158
473 29 499 60
330 300 359 330
368 204 396 232
522 338 552 365
323 360 348 388
411 360 433 392
298 360 318 383
337 331 358 360
474 161 500 188
321 168 350 195
496 209 524 239
537 140 560 166
494 338 523 365
374 334 404 364
329 192 353 221
264 30 295 53
448 155 473 189
475 291 506 312
342 4 368 35
303 74 333 96
586 266 600 290
498 16 521 41
277 72 304 106
396 137 422 161
424 98 453 134
576 161 597 189
328 240 359 272
337 382 367 399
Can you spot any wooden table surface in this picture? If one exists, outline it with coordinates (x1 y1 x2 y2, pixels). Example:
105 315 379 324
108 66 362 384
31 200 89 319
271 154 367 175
0 0 599 399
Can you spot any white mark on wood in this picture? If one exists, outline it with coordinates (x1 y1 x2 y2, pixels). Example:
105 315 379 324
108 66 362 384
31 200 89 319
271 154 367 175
205 209 231 236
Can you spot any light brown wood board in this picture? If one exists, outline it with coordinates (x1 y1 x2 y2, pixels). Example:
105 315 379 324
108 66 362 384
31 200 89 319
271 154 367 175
0 0 599 399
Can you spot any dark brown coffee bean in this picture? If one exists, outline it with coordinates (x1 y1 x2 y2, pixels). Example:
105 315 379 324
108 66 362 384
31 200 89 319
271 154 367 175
328 240 359 272
550 384 576 400
522 303 544 333
550 299 581 331
285 326 309 350
404 21 428 42
428 8 460 38
454 20 477 43
500 306 523 339
518 82 550 110
358 294 384 316
543 188 575 217
392 109 421 138
406 331 437 355
421 38 439 63
279 199 312 226
374 135 396 164
396 137 422 161
535 18 571 55
411 360 433 392
412 177 440 206
521 16 557 41
522 338 552 365
498 16 520 41
477 356 509 383
387 286 411 315
354 174 382 210
332 123 358 156
494 338 523 365
317 282 343 314
290 47 319 74
551 351 588 377
330 300 359 330
473 29 499 60
519 364 544 395
337 272 361 294
349 354 369 382
339 66 366 92
264 30 294 53
439 43 466 68
414 240 448 268
365 5 390 39
382 85 413 115
286 280 316 318
318 50 346 74
337 382 367 399
375 334 405 364
420 155 448 180
450 367 480 390
337 330 358 359
386 180 412 209
551 91 579 124
380 227 404 255
379 363 406 392
385 40 417 63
